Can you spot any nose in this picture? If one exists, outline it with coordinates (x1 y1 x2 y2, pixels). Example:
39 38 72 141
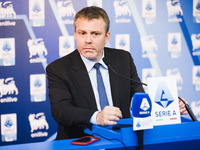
85 34 92 44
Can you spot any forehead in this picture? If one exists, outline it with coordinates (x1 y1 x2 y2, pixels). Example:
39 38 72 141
75 18 106 31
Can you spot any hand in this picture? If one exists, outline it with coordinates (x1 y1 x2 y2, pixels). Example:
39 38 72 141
96 106 122 126
179 97 188 115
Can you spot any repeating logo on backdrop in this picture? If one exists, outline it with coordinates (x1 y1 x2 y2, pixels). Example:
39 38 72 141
28 112 49 138
57 0 76 24
142 68 156 92
115 34 130 52
113 0 131 23
142 0 156 24
0 77 18 103
191 33 200 56
166 0 183 22
29 0 45 27
193 66 200 91
141 35 158 58
0 1 16 26
0 1 16 19
1 114 17 142
193 0 200 23
166 68 183 91
168 33 181 58
30 74 46 102
142 68 156 84
0 38 15 66
59 36 74 58
27 38 47 63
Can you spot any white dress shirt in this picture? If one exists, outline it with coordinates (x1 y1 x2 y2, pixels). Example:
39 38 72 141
80 51 113 124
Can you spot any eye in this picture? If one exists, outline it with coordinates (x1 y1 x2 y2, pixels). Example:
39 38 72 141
92 32 100 37
77 31 86 36
80 32 85 35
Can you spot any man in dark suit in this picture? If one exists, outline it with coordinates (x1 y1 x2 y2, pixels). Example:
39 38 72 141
46 6 188 140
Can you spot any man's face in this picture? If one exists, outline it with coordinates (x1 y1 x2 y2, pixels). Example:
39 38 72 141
74 18 110 62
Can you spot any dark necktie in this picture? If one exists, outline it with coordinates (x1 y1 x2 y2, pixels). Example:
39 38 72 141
94 63 109 110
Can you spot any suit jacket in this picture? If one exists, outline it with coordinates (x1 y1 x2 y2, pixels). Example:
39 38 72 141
46 47 144 140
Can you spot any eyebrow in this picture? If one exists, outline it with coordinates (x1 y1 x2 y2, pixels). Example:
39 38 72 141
77 30 102 34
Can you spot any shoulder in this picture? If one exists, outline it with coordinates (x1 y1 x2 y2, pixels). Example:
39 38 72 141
105 47 130 54
104 47 131 59
46 50 79 71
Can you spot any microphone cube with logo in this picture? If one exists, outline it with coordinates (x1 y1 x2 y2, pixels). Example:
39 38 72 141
130 92 153 130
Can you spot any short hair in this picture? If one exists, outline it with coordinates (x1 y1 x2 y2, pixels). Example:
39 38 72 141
74 6 110 33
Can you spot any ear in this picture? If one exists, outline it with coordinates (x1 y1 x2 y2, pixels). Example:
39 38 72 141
74 30 77 40
105 32 111 44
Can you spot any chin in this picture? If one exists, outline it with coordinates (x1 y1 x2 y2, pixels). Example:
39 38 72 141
87 57 97 61
83 54 97 60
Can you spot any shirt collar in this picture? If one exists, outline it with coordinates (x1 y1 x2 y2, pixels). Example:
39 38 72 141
80 50 108 73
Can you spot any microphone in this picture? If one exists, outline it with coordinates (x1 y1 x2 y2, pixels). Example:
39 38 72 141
103 57 147 86
103 57 198 122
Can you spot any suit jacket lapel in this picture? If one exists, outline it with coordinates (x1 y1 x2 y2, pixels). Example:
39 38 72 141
71 51 97 110
71 49 120 110
104 48 120 108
